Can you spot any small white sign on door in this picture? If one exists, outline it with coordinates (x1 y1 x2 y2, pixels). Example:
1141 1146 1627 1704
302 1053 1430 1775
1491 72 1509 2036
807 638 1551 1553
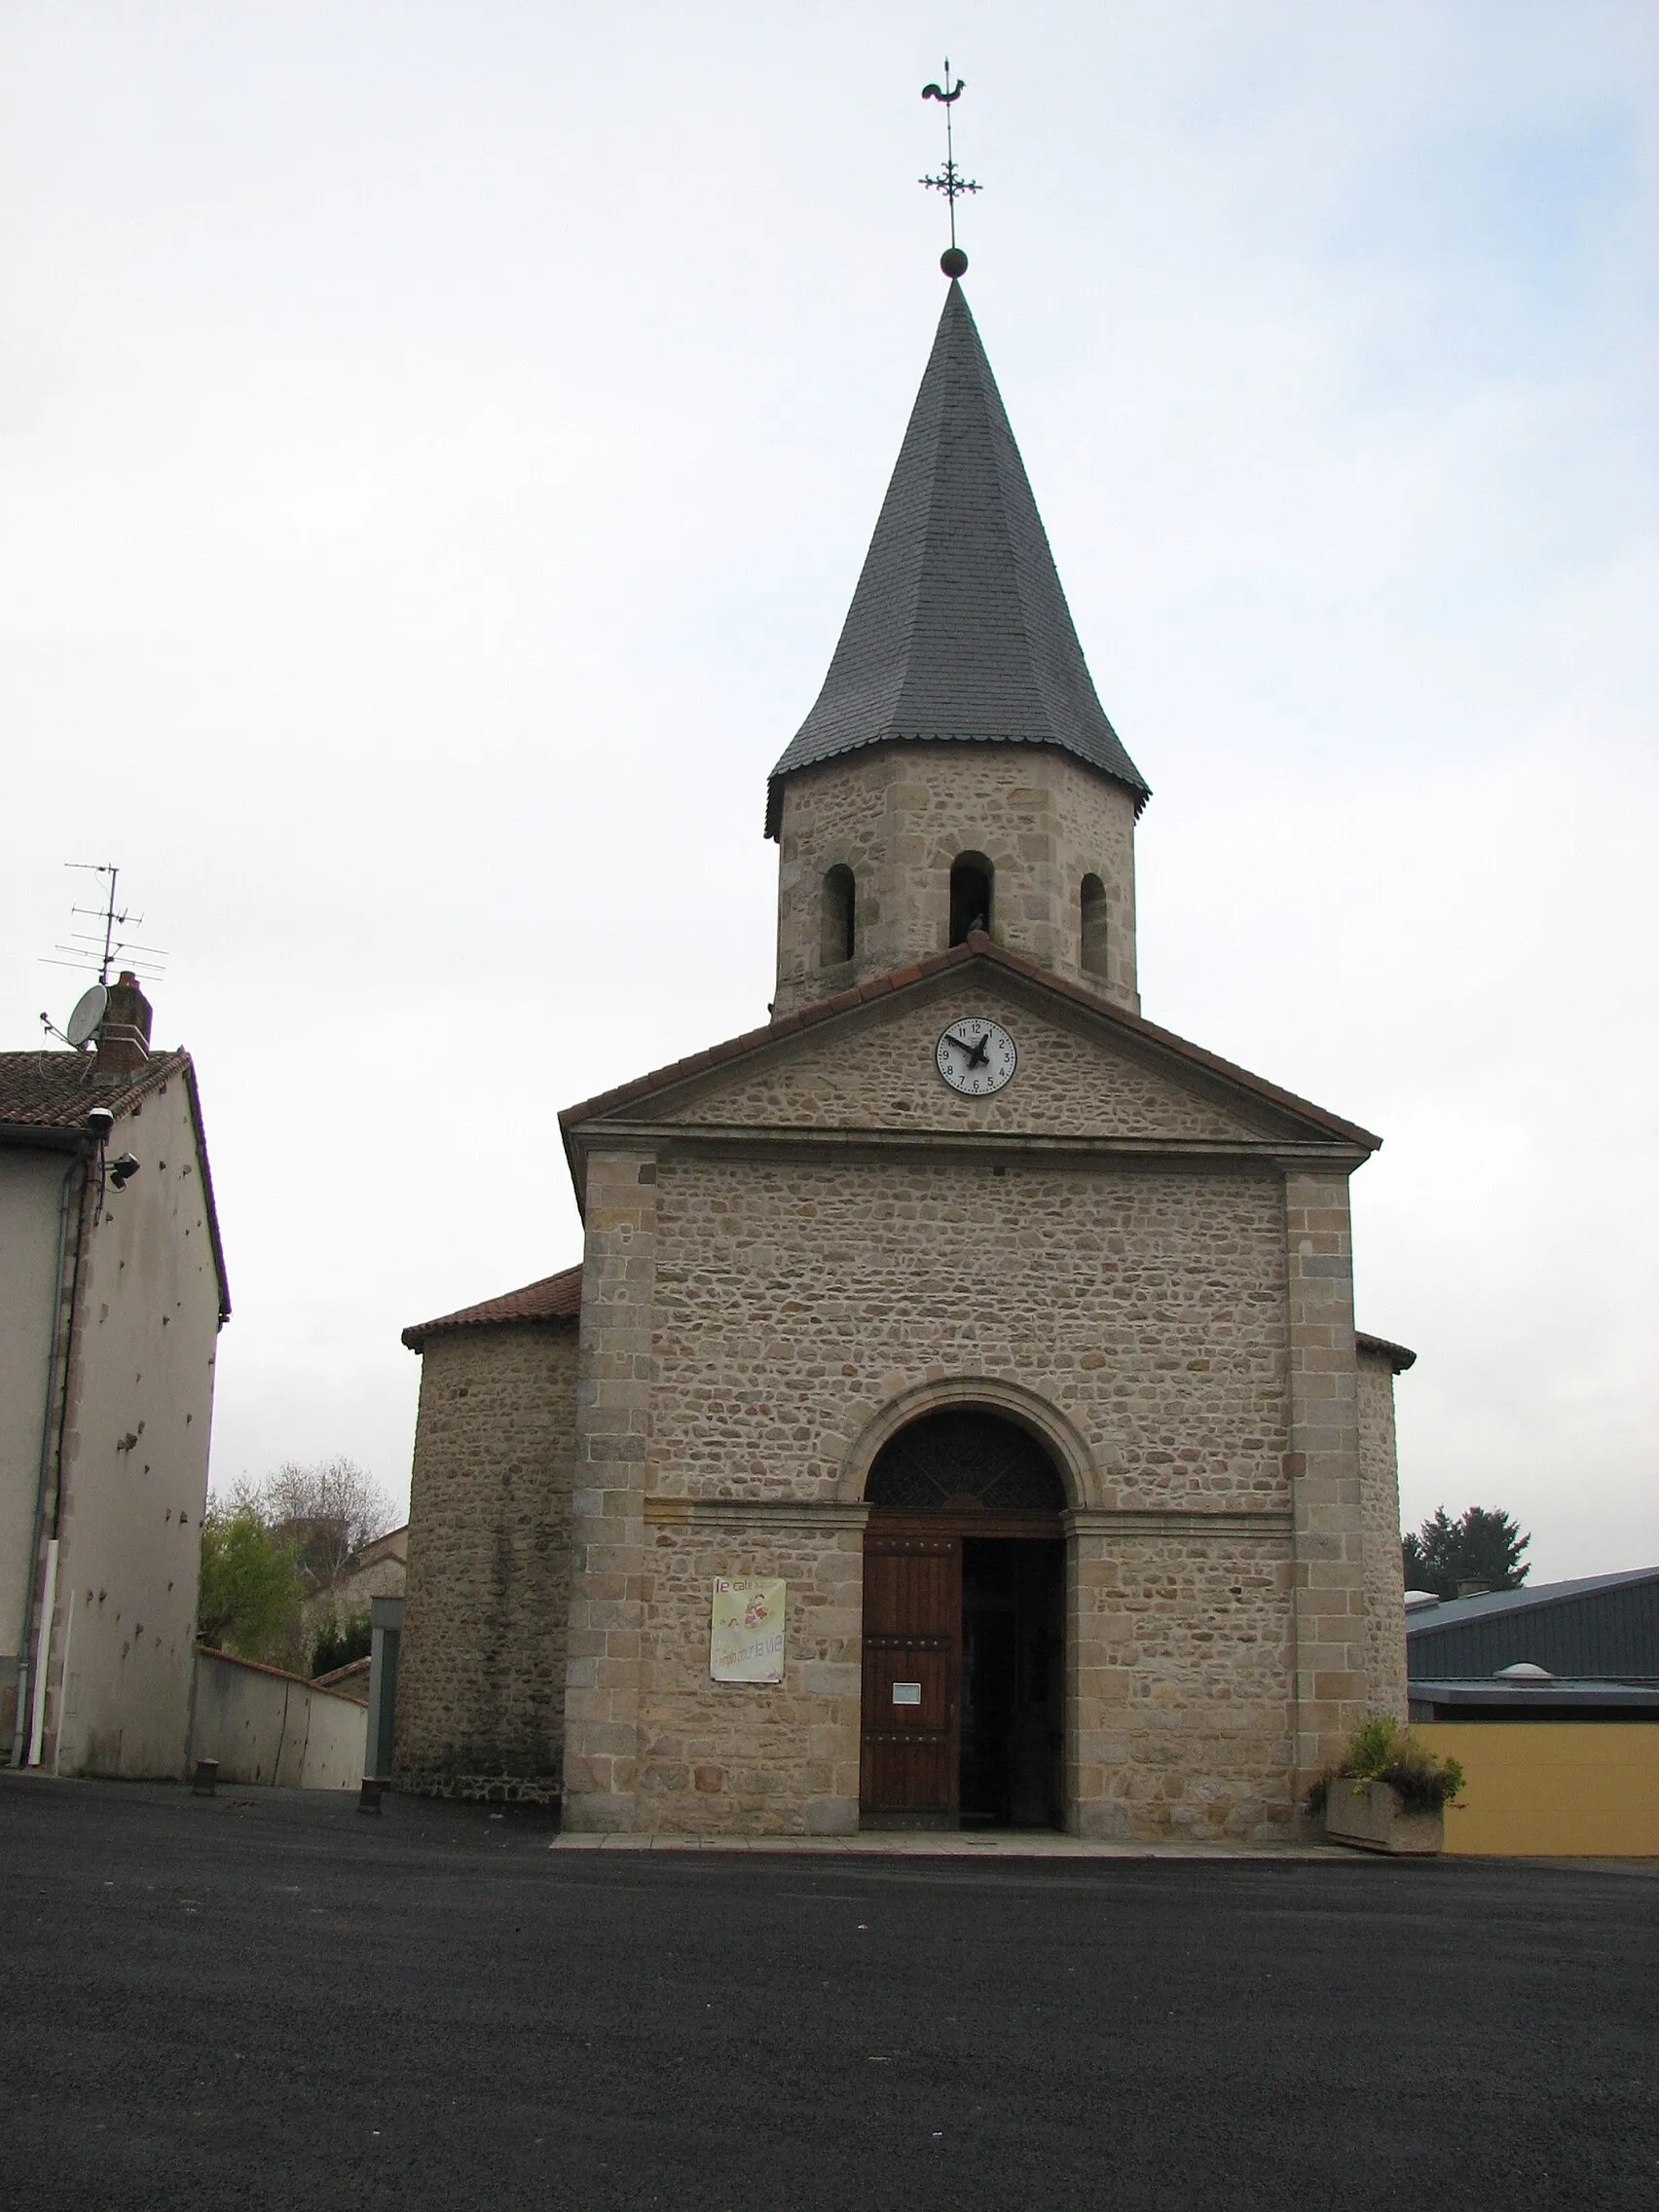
891 1681 923 1707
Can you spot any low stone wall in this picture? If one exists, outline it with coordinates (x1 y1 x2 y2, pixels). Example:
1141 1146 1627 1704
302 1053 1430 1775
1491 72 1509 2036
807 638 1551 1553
190 1646 367 1789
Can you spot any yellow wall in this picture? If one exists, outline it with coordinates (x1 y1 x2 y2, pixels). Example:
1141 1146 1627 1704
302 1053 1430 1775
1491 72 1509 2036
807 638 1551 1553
1416 1724 1659 1858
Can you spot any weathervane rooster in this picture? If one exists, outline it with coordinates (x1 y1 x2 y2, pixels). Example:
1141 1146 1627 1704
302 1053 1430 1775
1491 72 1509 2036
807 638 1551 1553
920 60 980 276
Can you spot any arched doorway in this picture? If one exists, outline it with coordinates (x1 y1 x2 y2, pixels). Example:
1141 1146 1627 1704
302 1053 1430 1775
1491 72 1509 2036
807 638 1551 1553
860 1409 1066 1830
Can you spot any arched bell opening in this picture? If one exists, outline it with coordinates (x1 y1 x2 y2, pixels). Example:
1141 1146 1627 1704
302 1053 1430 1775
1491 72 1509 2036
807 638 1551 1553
948 852 994 947
1080 871 1110 979
860 1407 1067 1834
820 863 856 968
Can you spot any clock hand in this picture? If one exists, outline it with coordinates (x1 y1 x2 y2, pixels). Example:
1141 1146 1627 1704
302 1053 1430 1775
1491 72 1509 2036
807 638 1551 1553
944 1032 976 1056
965 1035 990 1068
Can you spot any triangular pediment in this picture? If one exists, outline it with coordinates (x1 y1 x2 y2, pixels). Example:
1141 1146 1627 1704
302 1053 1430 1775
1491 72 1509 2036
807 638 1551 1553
561 942 1378 1159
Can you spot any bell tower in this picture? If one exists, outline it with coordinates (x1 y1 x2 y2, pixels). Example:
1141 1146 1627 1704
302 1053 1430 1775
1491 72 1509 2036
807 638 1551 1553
767 278 1150 1019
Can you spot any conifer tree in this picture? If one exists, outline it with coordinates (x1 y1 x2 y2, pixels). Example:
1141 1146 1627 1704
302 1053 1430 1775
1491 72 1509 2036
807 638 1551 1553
1402 1506 1530 1599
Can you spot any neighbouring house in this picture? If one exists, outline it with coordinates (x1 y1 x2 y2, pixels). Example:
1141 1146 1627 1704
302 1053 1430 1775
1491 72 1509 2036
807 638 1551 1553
0 974 229 1777
1407 1569 1659 1857
391 272 1418 1842
300 1522 408 1647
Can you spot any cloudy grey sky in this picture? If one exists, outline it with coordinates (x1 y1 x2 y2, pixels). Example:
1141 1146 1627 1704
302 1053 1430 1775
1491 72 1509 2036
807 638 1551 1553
3 3 1653 1579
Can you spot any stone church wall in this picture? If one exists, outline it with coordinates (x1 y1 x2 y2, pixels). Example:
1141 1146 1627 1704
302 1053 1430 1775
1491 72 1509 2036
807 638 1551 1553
1357 1348 1409 1722
650 1153 1293 1513
1070 1530 1295 1839
638 1514 865 1835
773 746 1139 1017
394 1321 577 1801
625 1148 1300 1839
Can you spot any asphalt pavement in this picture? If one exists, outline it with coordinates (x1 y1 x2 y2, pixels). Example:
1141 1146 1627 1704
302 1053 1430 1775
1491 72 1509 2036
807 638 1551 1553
2 1773 1653 2212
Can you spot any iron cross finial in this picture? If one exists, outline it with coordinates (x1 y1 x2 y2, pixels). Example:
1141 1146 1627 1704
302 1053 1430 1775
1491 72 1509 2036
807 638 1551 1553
920 59 980 276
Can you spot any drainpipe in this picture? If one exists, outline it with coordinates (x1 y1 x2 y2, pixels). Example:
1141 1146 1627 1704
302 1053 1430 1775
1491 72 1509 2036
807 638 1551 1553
26 1540 59 1767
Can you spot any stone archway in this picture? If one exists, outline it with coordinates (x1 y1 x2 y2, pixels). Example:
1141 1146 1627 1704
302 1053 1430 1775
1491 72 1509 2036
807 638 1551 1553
865 1406 1068 1515
838 1375 1104 1512
859 1405 1068 1832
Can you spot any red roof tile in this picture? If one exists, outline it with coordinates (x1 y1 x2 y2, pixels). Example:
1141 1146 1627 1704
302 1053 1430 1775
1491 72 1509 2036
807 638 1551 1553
1356 1331 1418 1373
0 1047 180 1129
310 1657 371 1702
402 1265 582 1351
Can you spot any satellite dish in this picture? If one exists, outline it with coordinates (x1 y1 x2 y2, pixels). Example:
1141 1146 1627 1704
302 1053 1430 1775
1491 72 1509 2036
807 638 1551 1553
65 983 108 1050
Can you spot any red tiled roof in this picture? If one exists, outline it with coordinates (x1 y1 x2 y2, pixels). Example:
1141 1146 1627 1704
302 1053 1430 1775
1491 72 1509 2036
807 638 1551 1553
1356 1331 1418 1373
402 1265 582 1351
200 1644 366 1704
557 934 1382 1151
310 1657 371 1702
0 1047 231 1324
0 1046 182 1129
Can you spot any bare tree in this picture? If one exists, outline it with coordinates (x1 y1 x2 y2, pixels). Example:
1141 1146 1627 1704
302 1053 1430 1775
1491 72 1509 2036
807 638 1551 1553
240 1457 397 1595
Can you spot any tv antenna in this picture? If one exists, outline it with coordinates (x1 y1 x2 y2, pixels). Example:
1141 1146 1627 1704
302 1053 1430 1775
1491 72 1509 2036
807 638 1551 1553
41 863 167 985
920 61 980 277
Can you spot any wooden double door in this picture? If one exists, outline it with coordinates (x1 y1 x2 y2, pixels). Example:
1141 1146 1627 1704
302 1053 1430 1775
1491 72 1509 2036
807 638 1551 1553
859 1515 1065 1829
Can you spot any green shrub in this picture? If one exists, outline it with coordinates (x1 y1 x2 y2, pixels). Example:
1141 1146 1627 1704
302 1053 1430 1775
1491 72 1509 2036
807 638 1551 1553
1306 1715 1465 1817
1344 1715 1404 1784
311 1612 372 1677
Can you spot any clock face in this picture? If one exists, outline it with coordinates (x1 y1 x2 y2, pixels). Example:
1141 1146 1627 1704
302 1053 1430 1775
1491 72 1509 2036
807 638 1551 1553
936 1016 1017 1097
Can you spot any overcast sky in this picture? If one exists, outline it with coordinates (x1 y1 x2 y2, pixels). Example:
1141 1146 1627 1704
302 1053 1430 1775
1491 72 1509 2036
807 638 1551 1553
3 3 1653 1580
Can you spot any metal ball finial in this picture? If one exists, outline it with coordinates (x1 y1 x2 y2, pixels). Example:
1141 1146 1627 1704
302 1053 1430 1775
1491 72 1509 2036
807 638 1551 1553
940 245 968 278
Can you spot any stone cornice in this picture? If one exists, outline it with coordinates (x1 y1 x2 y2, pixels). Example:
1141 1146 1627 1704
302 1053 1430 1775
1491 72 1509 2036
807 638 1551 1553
645 1497 871 1531
642 1497 1294 1540
1064 1509 1294 1539
570 1121 1367 1172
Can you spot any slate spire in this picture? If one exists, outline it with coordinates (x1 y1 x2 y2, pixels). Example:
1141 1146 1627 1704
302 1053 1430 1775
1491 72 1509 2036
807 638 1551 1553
766 280 1148 837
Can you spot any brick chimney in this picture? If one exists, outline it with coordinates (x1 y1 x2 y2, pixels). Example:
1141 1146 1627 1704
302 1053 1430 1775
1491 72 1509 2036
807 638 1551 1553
95 971 153 1075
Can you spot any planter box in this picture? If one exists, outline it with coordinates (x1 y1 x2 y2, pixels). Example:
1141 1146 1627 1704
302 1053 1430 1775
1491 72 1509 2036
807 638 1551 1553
1323 1779 1444 1856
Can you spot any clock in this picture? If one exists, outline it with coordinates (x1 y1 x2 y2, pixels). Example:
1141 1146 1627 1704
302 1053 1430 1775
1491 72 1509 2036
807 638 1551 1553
935 1016 1017 1097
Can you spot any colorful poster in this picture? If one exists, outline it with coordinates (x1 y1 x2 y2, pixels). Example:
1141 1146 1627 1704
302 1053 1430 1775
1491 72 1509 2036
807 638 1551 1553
710 1577 787 1684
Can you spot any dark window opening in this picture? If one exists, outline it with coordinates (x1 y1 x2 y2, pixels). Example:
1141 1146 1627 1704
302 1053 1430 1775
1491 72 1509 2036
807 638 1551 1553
820 864 856 967
866 1408 1066 1515
949 853 993 947
1081 873 1109 977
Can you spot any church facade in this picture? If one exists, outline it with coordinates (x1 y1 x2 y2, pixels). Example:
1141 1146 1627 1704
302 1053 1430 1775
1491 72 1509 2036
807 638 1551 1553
395 279 1413 1841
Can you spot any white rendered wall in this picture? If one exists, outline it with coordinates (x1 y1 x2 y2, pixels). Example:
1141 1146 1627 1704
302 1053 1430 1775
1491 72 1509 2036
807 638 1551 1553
0 1152 70 1676
190 1647 367 1788
48 1074 221 1779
